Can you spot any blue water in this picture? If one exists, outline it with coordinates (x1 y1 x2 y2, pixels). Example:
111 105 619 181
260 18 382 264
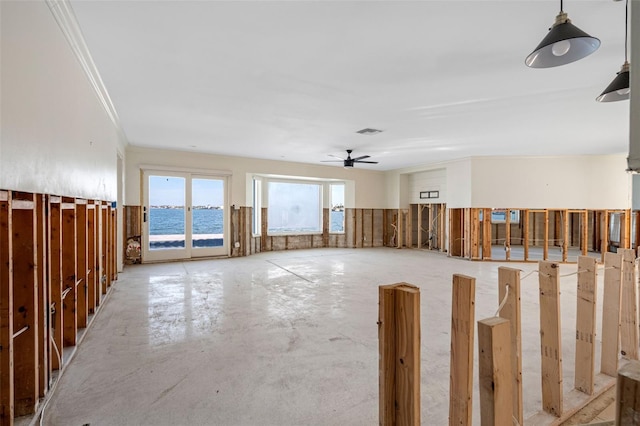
150 208 344 234
150 209 224 235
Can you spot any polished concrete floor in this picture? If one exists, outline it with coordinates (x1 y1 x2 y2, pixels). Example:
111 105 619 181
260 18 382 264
41 247 605 425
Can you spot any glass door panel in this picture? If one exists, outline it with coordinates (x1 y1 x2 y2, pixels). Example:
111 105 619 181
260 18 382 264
191 177 226 257
144 174 188 261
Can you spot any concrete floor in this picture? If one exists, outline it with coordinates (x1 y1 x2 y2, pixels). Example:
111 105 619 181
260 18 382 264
40 247 607 425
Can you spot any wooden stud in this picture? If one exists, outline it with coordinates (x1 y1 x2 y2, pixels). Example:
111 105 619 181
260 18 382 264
322 208 329 247
439 204 446 253
623 209 632 249
538 260 563 417
48 198 62 370
101 204 108 294
417 205 423 249
87 203 96 314
616 360 640 424
405 208 411 248
619 248 638 360
602 210 610 263
12 194 39 416
76 202 88 329
498 267 523 425
574 256 597 394
478 317 513 426
35 194 48 398
505 209 511 261
601 252 622 376
581 211 588 256
562 210 569 262
483 208 492 260
523 210 530 261
471 209 480 260
463 208 471 259
0 192 14 425
62 201 77 347
543 210 549 260
449 274 476 426
378 283 420 426
261 207 268 252
397 209 403 249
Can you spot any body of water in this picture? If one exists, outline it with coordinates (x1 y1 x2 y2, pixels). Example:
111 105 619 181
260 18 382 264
150 208 345 235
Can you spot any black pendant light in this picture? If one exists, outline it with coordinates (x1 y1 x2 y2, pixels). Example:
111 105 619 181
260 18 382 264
525 0 600 68
597 0 630 102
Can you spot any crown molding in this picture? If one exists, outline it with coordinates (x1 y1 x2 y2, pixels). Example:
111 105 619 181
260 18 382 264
46 0 128 146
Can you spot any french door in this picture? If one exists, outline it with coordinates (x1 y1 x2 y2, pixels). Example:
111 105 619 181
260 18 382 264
142 170 227 262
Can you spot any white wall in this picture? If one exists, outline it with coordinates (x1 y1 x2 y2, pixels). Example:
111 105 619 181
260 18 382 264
125 146 387 208
1 1 121 200
407 168 446 204
470 155 631 209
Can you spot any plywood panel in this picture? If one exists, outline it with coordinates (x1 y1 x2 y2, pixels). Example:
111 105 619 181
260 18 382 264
449 274 475 425
601 252 622 376
538 261 563 416
574 256 597 394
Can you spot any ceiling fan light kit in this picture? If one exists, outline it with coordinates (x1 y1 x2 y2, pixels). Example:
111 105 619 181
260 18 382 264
525 5 600 68
321 149 379 168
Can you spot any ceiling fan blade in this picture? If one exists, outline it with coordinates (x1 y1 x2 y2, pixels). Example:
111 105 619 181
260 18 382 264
353 160 378 164
351 155 370 161
321 160 344 163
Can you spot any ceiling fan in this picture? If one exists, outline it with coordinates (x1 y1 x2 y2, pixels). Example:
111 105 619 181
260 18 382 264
322 149 379 168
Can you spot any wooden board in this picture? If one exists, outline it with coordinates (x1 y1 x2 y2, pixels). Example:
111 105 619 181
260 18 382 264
87 204 97 314
574 256 597 394
478 317 512 426
581 211 588 256
543 210 549 260
378 283 420 426
523 210 530 261
49 200 63 369
62 206 77 347
498 267 523 424
471 209 480 260
505 209 511 261
35 194 48 398
601 252 623 376
538 261 563 417
0 195 14 424
562 210 569 262
76 203 88 328
12 202 38 416
619 248 638 360
616 360 640 424
449 274 476 426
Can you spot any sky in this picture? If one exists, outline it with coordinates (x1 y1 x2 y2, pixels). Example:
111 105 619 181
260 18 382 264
149 176 224 206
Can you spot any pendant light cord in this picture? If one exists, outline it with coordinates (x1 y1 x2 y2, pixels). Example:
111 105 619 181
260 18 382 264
560 0 563 12
625 0 629 63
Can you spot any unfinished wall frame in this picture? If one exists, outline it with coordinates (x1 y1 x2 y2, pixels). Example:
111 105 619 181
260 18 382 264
0 189 118 424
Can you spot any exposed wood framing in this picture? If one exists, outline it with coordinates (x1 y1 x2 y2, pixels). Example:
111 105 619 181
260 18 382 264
48 198 62 369
538 261 563 417
616 361 640 424
620 248 638 360
601 252 623 376
601 210 609 263
76 201 88 329
378 283 420 426
498 267 523 425
62 200 77 348
505 209 511 261
482 208 492 260
478 317 512 426
562 210 569 263
35 195 48 399
12 193 38 416
0 191 14 425
449 274 476 426
523 209 530 260
87 203 97 314
470 209 480 260
574 256 597 394
581 211 588 256
544 210 549 260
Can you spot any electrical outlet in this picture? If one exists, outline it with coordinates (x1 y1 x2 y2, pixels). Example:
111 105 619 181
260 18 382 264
234 242 240 248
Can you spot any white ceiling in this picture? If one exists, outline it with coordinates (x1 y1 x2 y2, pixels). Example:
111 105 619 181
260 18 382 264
71 0 631 171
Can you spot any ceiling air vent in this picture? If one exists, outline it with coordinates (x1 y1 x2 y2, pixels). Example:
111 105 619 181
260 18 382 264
356 128 383 135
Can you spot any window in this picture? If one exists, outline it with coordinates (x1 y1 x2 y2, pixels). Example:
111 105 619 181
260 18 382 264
252 178 261 235
330 183 345 233
267 181 321 233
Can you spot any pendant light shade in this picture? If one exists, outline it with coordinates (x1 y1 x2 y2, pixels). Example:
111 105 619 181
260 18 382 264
596 0 630 103
525 11 600 68
596 62 630 102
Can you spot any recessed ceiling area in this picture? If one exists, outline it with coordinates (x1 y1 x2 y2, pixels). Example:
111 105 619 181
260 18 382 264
70 0 630 171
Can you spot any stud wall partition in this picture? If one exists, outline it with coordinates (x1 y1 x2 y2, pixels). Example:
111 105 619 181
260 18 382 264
0 190 117 425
